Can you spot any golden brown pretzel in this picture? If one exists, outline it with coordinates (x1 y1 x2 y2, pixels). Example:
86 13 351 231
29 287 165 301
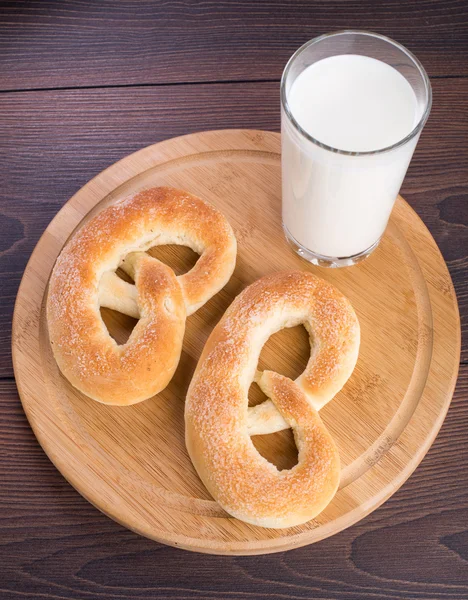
47 187 237 405
185 271 360 528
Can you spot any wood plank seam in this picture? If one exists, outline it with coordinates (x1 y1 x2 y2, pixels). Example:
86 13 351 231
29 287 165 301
0 78 282 96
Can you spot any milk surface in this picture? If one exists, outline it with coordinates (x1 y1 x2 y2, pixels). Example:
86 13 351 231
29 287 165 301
282 54 420 258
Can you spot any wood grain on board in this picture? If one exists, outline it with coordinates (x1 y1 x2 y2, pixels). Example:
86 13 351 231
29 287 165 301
1 0 468 91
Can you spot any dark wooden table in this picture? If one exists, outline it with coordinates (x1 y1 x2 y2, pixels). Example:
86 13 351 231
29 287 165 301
1 2 467 598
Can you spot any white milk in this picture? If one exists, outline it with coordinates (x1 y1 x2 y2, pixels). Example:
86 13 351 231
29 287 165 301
282 54 421 259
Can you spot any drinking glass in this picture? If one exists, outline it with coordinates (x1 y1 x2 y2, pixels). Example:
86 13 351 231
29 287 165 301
281 30 432 267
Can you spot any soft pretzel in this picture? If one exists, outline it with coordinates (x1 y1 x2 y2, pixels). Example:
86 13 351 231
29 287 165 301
47 187 237 405
185 271 360 528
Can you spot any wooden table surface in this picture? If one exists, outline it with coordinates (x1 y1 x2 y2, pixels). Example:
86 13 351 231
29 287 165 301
1 2 467 598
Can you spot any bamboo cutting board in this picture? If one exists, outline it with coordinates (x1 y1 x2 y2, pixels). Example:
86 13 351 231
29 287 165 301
12 130 460 555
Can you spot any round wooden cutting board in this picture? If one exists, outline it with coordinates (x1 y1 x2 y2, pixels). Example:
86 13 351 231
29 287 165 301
12 130 460 555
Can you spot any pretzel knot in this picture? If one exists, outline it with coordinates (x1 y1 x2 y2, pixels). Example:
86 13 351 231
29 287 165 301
47 187 237 405
185 271 360 528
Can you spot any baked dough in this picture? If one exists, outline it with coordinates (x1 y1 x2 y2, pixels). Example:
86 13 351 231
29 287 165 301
47 187 237 405
185 271 360 528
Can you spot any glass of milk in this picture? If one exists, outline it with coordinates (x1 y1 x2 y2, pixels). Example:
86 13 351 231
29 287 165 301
281 31 432 267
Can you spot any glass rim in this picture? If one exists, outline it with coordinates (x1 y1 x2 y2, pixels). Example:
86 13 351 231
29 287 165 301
280 30 433 156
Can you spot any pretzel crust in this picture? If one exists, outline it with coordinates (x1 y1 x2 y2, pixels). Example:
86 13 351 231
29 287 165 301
47 187 237 405
185 271 360 528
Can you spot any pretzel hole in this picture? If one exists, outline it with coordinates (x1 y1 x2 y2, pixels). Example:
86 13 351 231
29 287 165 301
100 307 138 345
248 381 267 407
258 324 310 381
115 267 135 285
251 427 299 472
146 244 199 276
